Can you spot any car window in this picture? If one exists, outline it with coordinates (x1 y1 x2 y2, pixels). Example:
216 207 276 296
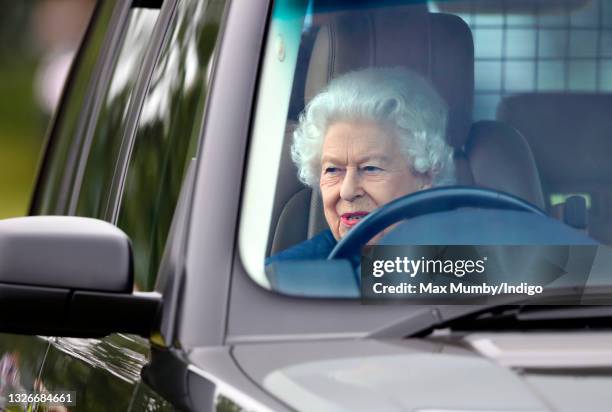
116 0 226 291
74 6 160 219
440 0 612 118
239 0 612 298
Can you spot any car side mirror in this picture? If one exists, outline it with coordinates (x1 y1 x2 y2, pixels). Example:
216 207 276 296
0 216 161 337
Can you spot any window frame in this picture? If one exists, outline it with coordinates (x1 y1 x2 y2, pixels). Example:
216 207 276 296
103 0 180 224
70 4 164 219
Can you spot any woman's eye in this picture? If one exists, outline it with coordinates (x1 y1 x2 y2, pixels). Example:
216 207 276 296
324 167 340 174
362 165 382 173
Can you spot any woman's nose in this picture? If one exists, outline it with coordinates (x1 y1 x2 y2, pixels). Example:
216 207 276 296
340 168 364 201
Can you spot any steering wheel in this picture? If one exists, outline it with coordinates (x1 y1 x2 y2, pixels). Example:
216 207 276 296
327 186 545 260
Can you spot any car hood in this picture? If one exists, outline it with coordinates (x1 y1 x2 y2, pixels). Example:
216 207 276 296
232 332 612 412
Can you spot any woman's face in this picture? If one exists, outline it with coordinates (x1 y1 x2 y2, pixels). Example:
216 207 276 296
320 120 429 241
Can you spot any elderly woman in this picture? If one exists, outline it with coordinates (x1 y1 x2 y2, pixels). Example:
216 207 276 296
268 67 454 263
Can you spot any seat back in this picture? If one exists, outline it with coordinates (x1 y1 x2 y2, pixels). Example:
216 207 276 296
498 93 612 191
466 121 545 209
498 93 612 241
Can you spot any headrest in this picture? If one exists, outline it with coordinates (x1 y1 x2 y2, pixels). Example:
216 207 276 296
305 7 474 148
466 121 545 209
498 93 612 187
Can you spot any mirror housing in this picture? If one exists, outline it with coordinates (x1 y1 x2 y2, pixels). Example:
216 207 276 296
0 216 132 291
0 216 161 337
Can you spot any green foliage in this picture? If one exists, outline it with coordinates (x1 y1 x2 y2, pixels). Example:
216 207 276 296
0 60 47 219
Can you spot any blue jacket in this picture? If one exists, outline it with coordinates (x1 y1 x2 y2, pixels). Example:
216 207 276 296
266 230 336 265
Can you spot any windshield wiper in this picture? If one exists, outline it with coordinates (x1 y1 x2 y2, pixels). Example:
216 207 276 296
366 304 612 339
431 305 612 333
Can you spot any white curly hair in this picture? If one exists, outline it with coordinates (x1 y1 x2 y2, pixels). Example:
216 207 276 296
291 67 455 187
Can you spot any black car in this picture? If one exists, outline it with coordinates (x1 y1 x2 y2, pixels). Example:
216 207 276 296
2 0 612 410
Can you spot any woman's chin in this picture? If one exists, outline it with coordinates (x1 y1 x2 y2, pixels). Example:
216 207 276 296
336 223 381 245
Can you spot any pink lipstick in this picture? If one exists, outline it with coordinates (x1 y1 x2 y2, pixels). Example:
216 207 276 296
340 211 369 227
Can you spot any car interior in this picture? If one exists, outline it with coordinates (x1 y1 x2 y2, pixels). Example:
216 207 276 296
264 0 612 260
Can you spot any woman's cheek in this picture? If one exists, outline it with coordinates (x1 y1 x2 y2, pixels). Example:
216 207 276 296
323 208 342 240
320 174 341 187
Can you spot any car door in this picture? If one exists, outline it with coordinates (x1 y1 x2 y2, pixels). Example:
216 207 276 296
28 0 228 410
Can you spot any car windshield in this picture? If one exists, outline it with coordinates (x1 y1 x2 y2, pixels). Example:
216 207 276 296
239 0 612 304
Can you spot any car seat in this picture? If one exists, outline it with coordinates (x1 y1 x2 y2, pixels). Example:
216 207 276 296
498 93 612 241
268 5 546 256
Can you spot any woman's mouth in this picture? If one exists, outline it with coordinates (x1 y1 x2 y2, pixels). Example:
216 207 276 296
340 211 369 227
